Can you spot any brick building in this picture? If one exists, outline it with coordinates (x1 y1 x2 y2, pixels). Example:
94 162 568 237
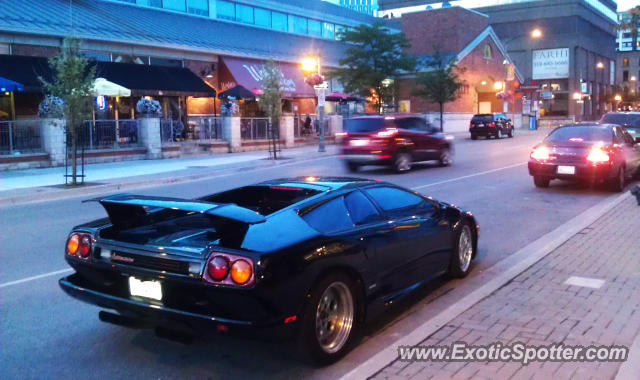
397 7 524 131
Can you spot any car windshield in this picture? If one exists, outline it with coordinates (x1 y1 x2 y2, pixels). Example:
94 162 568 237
471 114 493 122
344 118 387 133
545 126 613 143
202 185 321 215
600 113 640 126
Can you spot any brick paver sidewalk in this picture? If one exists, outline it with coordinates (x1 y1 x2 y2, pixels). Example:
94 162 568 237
373 195 640 380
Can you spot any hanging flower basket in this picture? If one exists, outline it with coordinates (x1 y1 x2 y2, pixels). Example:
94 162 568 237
136 98 162 116
38 95 65 119
305 73 325 87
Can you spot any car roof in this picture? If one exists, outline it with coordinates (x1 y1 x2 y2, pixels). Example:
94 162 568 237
258 176 381 191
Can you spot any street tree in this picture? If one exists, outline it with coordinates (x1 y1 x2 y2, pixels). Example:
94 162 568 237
616 6 640 51
42 37 95 185
259 60 283 159
414 52 465 132
328 22 415 113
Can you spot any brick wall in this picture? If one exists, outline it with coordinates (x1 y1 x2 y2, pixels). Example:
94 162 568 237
399 36 522 115
402 7 489 56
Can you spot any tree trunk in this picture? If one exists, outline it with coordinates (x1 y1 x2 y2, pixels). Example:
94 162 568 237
71 123 77 185
439 102 444 132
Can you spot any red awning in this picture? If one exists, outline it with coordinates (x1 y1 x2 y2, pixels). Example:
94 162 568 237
219 57 316 98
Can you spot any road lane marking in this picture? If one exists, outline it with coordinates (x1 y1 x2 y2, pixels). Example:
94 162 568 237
412 162 527 190
0 268 72 288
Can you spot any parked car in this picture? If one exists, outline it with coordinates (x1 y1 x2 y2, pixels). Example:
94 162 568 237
59 177 479 364
599 112 640 142
339 114 453 173
528 124 640 191
469 113 514 140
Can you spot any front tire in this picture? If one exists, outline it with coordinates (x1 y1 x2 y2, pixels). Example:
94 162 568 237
297 274 359 365
345 162 359 172
534 177 550 188
450 223 474 278
439 148 452 167
496 129 503 139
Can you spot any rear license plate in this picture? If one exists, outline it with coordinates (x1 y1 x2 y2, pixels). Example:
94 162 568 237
557 166 575 175
477 124 484 127
129 277 162 301
350 139 370 146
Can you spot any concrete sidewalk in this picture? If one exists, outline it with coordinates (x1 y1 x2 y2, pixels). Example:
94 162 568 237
369 194 640 380
0 144 338 206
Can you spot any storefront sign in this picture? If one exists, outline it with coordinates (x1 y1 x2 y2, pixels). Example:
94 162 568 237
610 60 615 85
96 95 106 111
506 64 515 81
532 48 569 80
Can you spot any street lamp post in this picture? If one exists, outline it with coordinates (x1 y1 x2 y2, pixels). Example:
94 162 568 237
301 56 326 153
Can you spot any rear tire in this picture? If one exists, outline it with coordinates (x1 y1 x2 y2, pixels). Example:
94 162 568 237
296 273 360 366
508 128 514 138
345 162 359 172
496 129 503 139
609 166 625 192
534 177 550 188
450 223 474 278
393 152 412 173
470 134 477 140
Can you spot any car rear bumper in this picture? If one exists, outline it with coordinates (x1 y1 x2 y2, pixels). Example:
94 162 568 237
528 160 617 181
470 127 497 136
341 153 393 165
59 273 295 339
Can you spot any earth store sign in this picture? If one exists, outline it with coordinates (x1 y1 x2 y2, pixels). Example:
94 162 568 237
532 48 569 80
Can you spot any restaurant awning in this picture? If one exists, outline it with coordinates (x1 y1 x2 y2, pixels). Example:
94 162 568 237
0 77 24 92
217 85 256 100
0 55 215 97
219 57 315 98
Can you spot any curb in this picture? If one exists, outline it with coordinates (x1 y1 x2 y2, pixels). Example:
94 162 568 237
0 151 337 207
340 191 632 380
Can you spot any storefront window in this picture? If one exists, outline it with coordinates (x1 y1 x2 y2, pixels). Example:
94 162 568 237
289 15 307 34
217 0 235 20
255 8 271 27
323 22 335 39
150 57 182 67
163 0 186 12
335 25 346 40
113 55 148 65
236 4 254 24
272 11 287 31
308 19 322 37
186 0 208 16
81 51 111 62
540 93 569 117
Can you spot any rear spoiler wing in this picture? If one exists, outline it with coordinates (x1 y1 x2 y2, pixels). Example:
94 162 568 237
86 194 265 227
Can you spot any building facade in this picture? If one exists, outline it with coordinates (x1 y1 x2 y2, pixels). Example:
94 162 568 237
379 0 619 122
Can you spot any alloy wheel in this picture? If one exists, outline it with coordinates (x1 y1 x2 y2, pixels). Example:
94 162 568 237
394 153 411 172
458 225 473 272
315 282 354 354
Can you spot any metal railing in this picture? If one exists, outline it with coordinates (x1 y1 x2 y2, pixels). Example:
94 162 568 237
0 120 43 155
294 115 329 138
241 117 277 140
160 118 185 143
188 116 223 140
74 119 140 150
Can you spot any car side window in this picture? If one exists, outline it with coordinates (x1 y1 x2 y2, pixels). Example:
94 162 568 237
614 127 626 144
622 130 635 145
344 191 382 225
364 187 424 212
301 196 354 233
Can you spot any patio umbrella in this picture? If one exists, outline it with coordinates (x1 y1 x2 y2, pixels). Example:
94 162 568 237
92 77 131 97
217 85 256 100
0 76 24 92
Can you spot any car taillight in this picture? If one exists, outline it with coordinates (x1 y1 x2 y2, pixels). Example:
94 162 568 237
375 128 398 138
66 232 92 259
530 146 550 160
204 253 254 287
469 124 474 129
207 256 230 281
489 122 496 128
335 132 348 137
587 147 610 163
230 260 252 285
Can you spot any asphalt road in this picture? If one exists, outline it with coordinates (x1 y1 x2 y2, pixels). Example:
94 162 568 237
1 129 636 379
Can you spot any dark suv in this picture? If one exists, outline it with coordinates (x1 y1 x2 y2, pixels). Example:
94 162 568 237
600 112 640 142
339 114 453 173
469 113 514 140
